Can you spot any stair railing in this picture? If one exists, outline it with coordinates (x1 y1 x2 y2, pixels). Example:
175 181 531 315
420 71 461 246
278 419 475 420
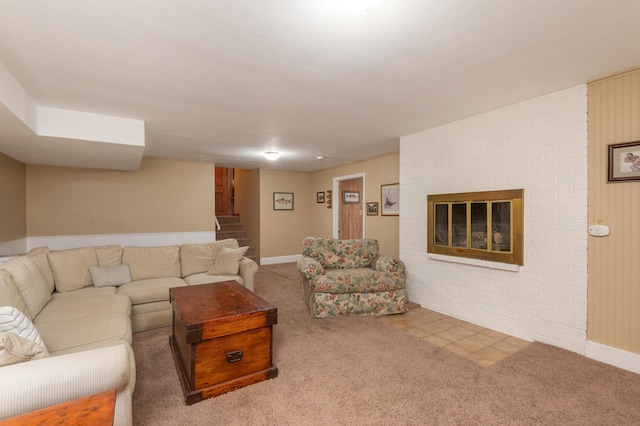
215 216 221 231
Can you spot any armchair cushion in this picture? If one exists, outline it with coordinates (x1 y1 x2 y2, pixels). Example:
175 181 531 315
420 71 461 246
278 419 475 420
302 237 378 269
310 268 405 294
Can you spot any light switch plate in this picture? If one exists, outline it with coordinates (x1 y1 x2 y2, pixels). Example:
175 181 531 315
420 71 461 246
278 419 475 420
588 224 610 236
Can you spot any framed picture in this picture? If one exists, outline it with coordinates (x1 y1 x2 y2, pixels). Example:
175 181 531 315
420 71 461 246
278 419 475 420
273 192 294 210
608 141 640 182
381 183 399 216
316 191 325 203
366 202 379 216
343 190 360 204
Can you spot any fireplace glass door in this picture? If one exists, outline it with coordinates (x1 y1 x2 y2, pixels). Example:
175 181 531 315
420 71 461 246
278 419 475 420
428 189 523 265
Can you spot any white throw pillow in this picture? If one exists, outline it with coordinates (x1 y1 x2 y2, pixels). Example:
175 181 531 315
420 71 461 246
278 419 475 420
207 246 249 275
0 306 47 349
89 264 132 287
0 331 49 367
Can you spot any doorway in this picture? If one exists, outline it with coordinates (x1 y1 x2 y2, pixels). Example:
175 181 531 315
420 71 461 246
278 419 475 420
333 173 365 239
215 166 234 216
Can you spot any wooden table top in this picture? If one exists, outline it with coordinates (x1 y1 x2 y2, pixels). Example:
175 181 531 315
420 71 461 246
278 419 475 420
0 389 116 426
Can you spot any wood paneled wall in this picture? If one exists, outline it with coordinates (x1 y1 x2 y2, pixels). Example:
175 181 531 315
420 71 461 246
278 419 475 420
588 68 640 354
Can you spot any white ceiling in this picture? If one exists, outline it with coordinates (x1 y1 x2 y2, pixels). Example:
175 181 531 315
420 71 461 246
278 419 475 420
1 0 640 172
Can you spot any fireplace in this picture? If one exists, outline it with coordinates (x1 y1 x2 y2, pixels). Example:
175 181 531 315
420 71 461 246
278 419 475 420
427 189 523 266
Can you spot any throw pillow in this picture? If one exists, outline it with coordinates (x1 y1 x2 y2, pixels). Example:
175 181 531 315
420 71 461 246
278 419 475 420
0 306 47 349
0 331 49 367
89 264 132 287
207 246 249 275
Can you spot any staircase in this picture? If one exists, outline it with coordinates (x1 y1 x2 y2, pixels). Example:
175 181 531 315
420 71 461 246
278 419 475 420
216 215 259 265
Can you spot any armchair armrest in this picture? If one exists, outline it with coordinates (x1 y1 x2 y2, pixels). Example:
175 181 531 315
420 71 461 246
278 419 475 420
239 257 259 292
373 256 406 275
0 343 135 425
296 257 324 280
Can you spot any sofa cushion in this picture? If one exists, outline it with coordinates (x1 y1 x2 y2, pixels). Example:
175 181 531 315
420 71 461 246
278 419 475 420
0 331 50 367
26 252 55 294
48 247 98 292
207 246 248 275
116 277 187 304
90 264 132 288
184 273 244 286
36 313 132 354
27 246 50 256
122 246 180 281
310 268 405 294
180 239 240 277
34 294 131 324
0 257 52 318
0 306 46 348
51 286 117 300
0 270 30 317
95 245 123 267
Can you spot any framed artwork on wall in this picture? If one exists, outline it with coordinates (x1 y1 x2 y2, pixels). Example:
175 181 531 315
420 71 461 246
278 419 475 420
381 183 399 216
316 191 325 203
366 202 379 216
608 141 640 182
273 192 294 210
343 191 360 204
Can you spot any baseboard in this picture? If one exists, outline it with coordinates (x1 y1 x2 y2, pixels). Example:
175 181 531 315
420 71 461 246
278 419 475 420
0 238 27 257
260 254 301 265
585 340 640 374
26 231 217 251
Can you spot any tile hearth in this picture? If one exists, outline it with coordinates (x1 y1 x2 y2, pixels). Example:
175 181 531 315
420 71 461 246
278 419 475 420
377 306 531 367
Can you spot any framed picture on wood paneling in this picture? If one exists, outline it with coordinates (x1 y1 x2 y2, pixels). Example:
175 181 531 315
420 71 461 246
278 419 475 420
608 141 640 182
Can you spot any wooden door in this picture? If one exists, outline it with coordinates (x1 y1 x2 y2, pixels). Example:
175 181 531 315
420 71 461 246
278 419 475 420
215 167 234 216
338 177 363 239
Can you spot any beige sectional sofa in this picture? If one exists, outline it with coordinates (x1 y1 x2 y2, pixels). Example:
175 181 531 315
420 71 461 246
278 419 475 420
0 238 258 425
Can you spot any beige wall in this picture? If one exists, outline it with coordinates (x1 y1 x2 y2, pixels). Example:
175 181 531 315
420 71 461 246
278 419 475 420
259 169 310 258
0 153 26 243
235 168 261 257
588 68 640 354
27 157 215 236
309 153 400 257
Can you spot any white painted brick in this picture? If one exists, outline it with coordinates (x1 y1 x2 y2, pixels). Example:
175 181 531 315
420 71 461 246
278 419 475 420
400 85 588 354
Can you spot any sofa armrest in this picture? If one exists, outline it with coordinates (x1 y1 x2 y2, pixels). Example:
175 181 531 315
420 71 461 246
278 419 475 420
239 257 259 292
297 257 324 280
373 256 406 275
0 343 135 425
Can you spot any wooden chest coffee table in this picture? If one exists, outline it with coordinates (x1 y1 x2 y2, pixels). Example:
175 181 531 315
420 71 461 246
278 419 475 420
169 281 278 405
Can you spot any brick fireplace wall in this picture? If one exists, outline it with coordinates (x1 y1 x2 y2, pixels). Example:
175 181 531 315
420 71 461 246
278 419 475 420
399 85 588 354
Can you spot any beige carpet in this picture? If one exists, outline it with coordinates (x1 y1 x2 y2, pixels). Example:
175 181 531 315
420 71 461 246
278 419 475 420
133 264 640 425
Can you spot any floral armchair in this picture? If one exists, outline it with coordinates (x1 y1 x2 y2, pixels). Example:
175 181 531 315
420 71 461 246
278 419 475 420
296 237 407 318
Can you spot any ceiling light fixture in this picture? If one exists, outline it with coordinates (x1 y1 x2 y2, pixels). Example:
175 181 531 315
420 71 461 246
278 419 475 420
264 151 280 160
